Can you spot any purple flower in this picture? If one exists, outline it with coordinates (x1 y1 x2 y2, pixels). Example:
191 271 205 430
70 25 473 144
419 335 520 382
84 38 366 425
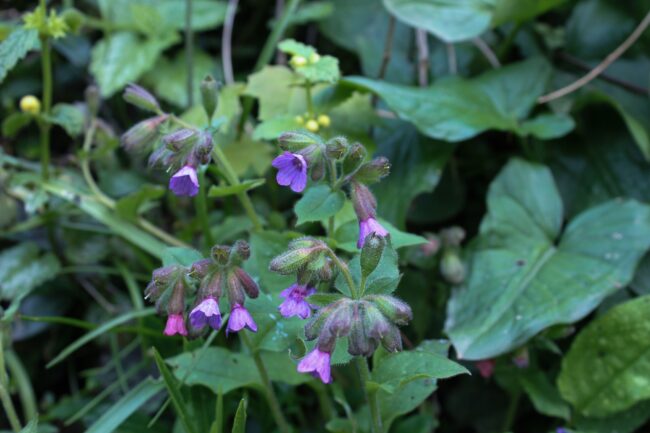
227 304 257 334
279 284 316 319
163 313 188 336
169 165 199 197
358 217 389 248
272 152 307 192
189 297 221 330
297 348 332 384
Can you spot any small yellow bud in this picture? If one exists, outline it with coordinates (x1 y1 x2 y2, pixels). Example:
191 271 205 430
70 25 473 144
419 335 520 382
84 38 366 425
309 53 321 63
291 55 307 67
20 95 41 115
317 114 331 127
305 119 319 132
295 115 304 124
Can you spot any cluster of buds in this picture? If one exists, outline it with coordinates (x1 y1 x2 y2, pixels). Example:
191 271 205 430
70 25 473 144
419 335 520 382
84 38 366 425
145 241 259 336
295 113 330 133
438 226 466 285
289 51 321 69
120 77 220 197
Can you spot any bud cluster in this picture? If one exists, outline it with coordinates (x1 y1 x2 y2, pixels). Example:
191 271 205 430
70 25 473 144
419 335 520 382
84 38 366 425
145 240 259 337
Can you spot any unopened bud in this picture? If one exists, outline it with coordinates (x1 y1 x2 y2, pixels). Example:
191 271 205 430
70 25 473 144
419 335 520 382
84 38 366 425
226 271 245 306
269 238 326 275
229 240 250 265
381 324 402 352
191 259 212 278
123 83 160 113
317 114 330 127
234 268 259 299
278 130 322 152
440 227 465 247
121 115 168 151
20 95 41 115
348 302 378 357
201 271 223 299
351 182 377 221
365 303 391 340
325 136 348 159
366 295 412 326
353 157 390 185
200 75 219 121
342 142 366 174
85 85 100 117
162 128 198 151
211 244 232 266
305 119 319 132
168 280 186 315
193 132 214 165
360 234 385 277
512 347 529 369
440 250 465 285
144 280 159 301
305 301 341 340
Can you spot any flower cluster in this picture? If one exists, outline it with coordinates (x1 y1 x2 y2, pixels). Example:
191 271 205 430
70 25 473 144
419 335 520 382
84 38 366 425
120 80 220 197
144 240 259 336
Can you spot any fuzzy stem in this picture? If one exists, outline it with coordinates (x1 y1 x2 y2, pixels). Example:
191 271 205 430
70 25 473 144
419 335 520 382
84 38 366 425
326 248 358 298
355 357 382 433
240 333 291 433
196 166 214 250
326 158 337 237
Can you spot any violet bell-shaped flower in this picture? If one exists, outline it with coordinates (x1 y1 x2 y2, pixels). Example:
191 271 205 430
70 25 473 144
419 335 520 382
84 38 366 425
358 217 389 249
227 304 257 334
169 165 199 197
272 152 308 192
297 348 332 384
163 313 188 336
279 283 316 319
189 296 221 330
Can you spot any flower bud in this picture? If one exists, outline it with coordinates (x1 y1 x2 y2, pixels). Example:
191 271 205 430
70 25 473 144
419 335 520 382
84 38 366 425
162 128 198 152
353 157 391 185
20 95 41 115
152 265 178 288
440 250 465 285
121 115 168 152
325 136 348 159
440 227 465 247
381 325 403 352
211 244 232 266
306 119 319 132
365 303 391 339
123 83 160 113
269 238 327 275
304 300 343 340
85 85 101 118
323 301 353 338
191 258 212 278
351 182 377 221
290 55 307 67
366 295 412 326
342 142 366 174
229 240 250 265
144 280 159 301
226 271 245 306
234 268 259 299
168 280 186 315
201 271 223 299
317 114 330 127
360 234 385 277
278 130 322 152
200 75 219 121
348 302 378 357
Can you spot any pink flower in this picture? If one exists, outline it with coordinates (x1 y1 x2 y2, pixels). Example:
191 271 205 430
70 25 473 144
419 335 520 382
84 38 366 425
227 304 257 334
476 359 495 378
297 348 332 384
279 284 316 319
357 217 389 248
189 297 221 330
163 313 188 336
169 165 199 196
272 152 307 192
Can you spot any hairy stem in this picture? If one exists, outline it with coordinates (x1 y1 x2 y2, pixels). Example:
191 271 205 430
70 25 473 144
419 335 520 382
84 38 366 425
355 357 382 433
326 248 358 298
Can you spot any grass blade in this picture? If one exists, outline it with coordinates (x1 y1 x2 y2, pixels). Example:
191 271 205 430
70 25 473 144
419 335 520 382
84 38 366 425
152 347 197 433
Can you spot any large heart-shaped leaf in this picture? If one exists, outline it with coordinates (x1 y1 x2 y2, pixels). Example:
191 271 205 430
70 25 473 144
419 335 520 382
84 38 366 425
558 295 650 417
445 158 650 360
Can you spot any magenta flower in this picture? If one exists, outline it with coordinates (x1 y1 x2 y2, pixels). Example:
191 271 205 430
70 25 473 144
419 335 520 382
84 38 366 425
227 304 257 334
163 313 188 336
189 297 221 330
279 284 316 319
272 152 307 192
476 359 495 378
357 217 389 248
169 165 199 197
297 348 332 384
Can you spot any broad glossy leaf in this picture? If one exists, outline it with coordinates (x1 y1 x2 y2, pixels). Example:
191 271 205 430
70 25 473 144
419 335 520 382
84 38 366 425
0 242 60 301
90 32 178 97
558 296 650 417
383 0 496 43
345 58 552 142
445 158 650 360
0 28 39 83
492 0 567 25
294 184 346 226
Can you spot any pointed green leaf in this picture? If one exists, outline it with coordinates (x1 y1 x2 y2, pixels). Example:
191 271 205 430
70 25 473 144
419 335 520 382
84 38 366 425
294 184 346 226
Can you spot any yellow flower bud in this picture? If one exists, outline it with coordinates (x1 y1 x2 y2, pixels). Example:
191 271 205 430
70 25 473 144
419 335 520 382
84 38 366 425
20 95 41 115
317 114 331 127
291 55 307 67
305 119 319 132
309 53 321 64
295 115 304 124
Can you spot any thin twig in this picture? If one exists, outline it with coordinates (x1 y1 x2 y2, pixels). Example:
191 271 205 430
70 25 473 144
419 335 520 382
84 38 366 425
446 42 457 75
415 28 429 86
377 16 396 80
472 37 500 68
538 11 650 104
222 0 239 84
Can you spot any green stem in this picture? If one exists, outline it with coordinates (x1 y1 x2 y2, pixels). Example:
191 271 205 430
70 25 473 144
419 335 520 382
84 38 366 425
5 351 38 423
0 333 23 432
502 389 521 432
355 357 382 433
326 248 358 298
39 34 52 180
305 81 314 117
185 0 194 107
240 333 291 433
326 158 337 237
196 167 214 250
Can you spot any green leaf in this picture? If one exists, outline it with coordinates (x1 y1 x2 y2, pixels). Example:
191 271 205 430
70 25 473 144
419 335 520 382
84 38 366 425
0 242 60 301
446 158 650 360
152 348 196 433
335 246 400 296
19 419 38 433
245 230 298 293
246 293 305 352
518 113 575 140
231 397 247 433
306 293 345 307
492 0 567 25
85 378 164 433
244 66 307 121
573 399 650 433
383 0 496 43
45 103 85 137
253 115 303 140
0 28 39 83
278 39 340 83
221 135 273 177
345 57 552 142
2 112 32 138
90 31 178 97
558 295 650 417
115 184 166 220
294 184 346 226
161 247 203 267
208 179 266 198
519 369 570 420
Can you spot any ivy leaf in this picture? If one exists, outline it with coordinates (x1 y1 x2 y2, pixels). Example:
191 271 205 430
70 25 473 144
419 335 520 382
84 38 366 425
294 184 346 226
45 103 85 137
382 0 496 43
115 184 166 220
0 28 39 83
445 158 650 360
90 31 178 97
161 247 203 267
558 295 650 417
